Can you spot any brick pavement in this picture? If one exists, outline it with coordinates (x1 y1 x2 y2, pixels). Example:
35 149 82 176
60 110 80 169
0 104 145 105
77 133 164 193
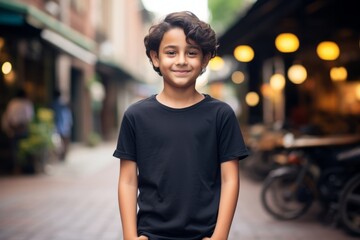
0 142 358 240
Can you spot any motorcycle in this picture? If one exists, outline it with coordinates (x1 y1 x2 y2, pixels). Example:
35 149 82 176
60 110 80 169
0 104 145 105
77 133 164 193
241 123 287 181
338 148 360 236
260 133 360 236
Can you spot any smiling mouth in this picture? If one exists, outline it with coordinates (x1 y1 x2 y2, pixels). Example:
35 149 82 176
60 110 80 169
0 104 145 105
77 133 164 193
172 70 191 73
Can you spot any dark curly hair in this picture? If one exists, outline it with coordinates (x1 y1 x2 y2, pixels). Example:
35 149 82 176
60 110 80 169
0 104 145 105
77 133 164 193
144 11 218 76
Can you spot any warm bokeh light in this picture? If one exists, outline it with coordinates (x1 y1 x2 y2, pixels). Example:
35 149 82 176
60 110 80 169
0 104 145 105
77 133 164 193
330 67 347 82
356 84 360 101
2 61 12 75
231 71 245 84
4 70 15 85
316 41 340 60
209 82 224 100
270 73 286 90
234 45 254 62
208 56 225 71
275 33 299 53
287 64 307 84
246 91 260 106
261 84 273 98
0 37 4 49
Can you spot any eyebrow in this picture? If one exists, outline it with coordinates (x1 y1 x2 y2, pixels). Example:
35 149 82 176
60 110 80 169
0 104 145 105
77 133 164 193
163 45 201 50
163 45 177 49
188 45 201 50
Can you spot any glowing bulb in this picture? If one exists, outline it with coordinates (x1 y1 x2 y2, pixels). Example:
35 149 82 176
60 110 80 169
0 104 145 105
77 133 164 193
330 67 347 81
288 64 307 84
208 56 225 71
246 92 259 106
231 71 245 84
2 61 12 75
270 74 286 90
316 41 340 60
275 33 299 53
234 45 254 62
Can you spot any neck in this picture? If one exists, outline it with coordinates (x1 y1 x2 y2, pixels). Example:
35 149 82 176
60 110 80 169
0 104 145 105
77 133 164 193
157 87 204 109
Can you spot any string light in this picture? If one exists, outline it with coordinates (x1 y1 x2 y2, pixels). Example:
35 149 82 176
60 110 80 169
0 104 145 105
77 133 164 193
316 41 340 60
234 45 254 62
288 64 307 84
275 33 299 53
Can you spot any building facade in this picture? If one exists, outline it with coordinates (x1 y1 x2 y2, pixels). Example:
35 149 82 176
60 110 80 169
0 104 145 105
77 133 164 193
0 0 152 173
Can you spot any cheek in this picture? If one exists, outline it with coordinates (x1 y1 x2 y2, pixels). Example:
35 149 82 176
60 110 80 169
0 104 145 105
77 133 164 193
158 58 173 67
191 59 203 69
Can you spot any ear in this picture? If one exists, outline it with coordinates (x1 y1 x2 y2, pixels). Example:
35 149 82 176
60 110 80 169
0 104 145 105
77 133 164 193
150 50 160 67
201 53 212 69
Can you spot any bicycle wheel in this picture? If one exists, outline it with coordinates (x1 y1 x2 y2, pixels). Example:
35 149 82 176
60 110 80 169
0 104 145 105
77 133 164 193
261 173 314 220
339 174 360 236
242 150 276 181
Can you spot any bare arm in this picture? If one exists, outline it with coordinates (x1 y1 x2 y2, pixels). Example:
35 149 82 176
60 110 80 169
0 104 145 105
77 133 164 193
118 159 142 240
206 160 240 240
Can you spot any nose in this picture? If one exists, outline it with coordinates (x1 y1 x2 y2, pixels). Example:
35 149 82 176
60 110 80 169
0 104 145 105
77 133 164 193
176 53 187 65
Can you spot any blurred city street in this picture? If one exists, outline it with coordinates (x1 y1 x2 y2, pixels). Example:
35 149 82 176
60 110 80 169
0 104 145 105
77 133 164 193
0 142 358 240
1 0 359 239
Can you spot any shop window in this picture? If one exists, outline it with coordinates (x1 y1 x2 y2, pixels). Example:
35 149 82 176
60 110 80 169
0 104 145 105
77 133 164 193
70 0 86 14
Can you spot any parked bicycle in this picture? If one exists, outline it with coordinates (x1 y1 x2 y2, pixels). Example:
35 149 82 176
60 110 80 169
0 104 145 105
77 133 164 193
241 123 287 181
260 133 360 236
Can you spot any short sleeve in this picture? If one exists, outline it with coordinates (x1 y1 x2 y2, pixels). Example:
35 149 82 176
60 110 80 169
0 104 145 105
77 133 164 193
218 106 249 163
113 114 137 161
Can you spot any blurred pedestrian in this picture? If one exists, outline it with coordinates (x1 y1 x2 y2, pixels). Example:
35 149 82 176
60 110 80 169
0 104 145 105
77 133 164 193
52 89 73 160
2 88 34 138
113 11 249 240
1 88 34 168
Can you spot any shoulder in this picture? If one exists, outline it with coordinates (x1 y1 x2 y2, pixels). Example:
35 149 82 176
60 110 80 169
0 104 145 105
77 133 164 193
205 95 235 115
124 95 156 117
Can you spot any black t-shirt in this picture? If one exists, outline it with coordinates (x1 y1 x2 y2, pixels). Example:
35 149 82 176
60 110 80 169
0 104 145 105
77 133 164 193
113 94 248 240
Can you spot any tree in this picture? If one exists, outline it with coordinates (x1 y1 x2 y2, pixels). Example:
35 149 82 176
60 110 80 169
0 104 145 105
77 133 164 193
208 0 246 34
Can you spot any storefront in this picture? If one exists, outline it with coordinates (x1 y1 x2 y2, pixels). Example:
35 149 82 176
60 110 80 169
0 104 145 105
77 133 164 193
0 1 100 173
217 0 360 134
0 0 98 142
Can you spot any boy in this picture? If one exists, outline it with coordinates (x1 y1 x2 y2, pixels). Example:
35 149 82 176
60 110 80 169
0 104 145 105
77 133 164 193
113 11 248 240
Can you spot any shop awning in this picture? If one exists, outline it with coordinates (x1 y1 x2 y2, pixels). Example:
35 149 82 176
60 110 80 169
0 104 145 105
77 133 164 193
218 0 359 58
96 58 142 83
217 0 303 56
0 0 97 64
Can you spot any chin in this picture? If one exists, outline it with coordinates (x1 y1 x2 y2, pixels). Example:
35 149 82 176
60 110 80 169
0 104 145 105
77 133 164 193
169 80 196 89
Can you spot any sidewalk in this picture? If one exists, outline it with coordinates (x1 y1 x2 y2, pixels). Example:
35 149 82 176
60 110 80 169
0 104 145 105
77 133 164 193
0 142 358 240
0 141 121 240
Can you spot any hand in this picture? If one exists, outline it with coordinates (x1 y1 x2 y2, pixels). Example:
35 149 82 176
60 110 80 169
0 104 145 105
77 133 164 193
137 236 149 240
202 238 211 240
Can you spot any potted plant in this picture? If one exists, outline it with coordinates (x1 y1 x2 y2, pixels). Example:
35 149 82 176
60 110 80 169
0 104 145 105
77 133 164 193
17 107 55 174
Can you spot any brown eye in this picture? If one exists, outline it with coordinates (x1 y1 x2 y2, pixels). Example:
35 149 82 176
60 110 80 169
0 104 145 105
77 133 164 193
188 51 198 57
166 51 176 56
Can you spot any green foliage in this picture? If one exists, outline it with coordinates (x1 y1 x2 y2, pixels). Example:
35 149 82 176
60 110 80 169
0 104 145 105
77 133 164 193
18 108 55 163
87 74 105 112
86 131 102 147
208 0 245 34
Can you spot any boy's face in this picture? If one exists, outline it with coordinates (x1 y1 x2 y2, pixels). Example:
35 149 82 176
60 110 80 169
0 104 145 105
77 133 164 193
150 28 210 89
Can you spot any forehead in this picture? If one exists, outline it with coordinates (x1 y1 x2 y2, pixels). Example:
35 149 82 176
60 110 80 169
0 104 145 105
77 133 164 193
160 27 198 48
